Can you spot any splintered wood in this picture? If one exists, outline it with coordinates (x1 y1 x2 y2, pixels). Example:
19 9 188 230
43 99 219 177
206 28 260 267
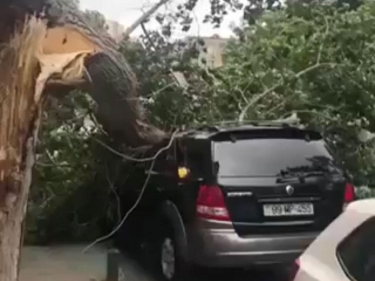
0 16 45 281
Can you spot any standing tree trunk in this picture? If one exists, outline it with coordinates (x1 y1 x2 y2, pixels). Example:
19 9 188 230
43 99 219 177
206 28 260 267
0 17 91 281
0 18 44 281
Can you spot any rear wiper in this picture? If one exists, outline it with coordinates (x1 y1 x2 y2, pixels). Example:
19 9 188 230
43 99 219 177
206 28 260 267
276 169 303 183
280 164 330 175
277 168 326 183
300 171 327 181
276 173 302 183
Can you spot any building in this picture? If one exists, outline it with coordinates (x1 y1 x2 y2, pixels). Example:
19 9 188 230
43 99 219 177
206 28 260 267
198 34 228 68
185 34 229 68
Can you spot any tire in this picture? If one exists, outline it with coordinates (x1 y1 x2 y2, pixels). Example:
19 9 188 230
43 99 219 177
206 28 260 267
156 223 191 281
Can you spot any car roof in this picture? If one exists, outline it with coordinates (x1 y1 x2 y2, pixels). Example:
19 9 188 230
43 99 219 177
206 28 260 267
347 199 375 215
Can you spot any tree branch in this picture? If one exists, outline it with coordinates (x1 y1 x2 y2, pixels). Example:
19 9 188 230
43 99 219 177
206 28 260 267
123 0 171 39
238 62 336 122
46 78 87 87
317 13 330 65
45 78 89 95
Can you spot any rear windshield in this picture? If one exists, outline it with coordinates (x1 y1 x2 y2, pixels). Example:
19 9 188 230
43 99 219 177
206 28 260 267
213 134 334 177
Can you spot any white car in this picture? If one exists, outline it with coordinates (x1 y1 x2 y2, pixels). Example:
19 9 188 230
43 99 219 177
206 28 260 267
291 198 375 281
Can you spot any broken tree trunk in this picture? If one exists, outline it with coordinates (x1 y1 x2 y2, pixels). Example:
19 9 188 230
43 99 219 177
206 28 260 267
0 16 97 281
0 18 45 281
2 0 167 147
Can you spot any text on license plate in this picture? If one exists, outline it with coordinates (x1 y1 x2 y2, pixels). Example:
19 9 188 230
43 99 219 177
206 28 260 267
263 203 314 217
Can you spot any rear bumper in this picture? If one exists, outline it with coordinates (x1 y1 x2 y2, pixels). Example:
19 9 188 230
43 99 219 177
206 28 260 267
186 222 318 268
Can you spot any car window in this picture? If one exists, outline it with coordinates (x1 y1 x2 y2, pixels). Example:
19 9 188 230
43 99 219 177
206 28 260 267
337 217 375 281
213 136 334 177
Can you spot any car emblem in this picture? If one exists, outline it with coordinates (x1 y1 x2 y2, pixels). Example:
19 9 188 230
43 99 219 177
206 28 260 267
286 185 294 196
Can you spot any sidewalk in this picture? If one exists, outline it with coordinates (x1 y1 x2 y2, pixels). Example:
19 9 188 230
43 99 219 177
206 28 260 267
20 245 107 281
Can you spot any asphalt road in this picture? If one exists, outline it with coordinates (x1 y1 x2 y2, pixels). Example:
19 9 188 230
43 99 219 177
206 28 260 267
119 250 290 281
120 262 288 281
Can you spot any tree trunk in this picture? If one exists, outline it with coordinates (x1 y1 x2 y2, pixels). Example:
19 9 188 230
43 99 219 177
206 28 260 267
0 16 92 281
0 126 41 281
0 18 44 281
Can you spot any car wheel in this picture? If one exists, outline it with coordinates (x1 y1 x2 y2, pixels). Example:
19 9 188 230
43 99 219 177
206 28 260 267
157 226 190 281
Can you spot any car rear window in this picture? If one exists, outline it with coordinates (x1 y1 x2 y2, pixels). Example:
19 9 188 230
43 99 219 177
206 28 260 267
212 131 334 177
337 217 375 281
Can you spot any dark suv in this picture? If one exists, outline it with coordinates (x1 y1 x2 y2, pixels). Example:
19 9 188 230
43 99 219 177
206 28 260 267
117 123 355 280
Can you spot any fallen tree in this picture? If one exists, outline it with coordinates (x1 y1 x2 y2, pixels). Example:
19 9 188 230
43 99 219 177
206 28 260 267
0 0 168 280
1 0 167 147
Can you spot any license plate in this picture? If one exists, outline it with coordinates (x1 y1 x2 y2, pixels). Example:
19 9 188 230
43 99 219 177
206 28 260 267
263 203 314 217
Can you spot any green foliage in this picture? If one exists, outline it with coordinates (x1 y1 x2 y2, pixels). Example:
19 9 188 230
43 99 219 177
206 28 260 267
120 34 212 129
26 92 120 244
64 0 80 9
356 185 375 199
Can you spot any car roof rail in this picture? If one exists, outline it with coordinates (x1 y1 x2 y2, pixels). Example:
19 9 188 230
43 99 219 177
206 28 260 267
245 120 293 127
195 124 220 132
199 120 296 128
180 119 300 138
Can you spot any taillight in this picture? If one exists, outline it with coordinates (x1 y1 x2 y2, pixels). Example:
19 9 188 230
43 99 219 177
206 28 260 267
196 185 231 221
344 183 355 202
289 258 300 280
343 183 355 210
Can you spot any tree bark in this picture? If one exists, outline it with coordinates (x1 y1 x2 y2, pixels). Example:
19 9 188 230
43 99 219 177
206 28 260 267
123 0 171 39
0 16 93 281
0 121 41 281
0 18 45 281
